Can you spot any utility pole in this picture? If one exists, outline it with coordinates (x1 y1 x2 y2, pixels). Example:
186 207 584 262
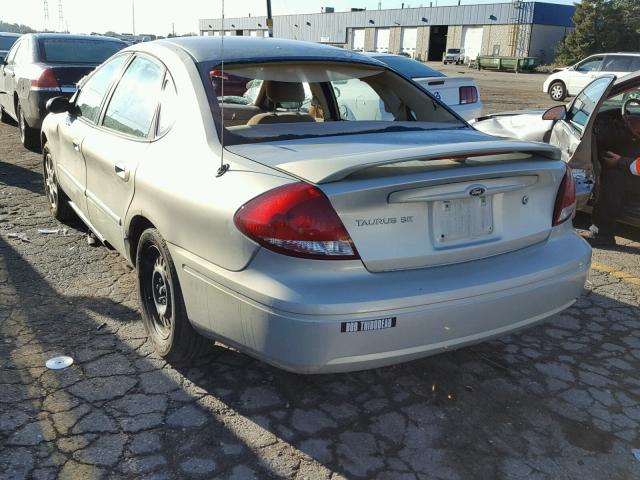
43 0 50 31
132 0 136 36
266 0 273 37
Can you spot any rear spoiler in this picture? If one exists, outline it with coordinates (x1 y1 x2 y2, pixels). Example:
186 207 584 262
278 140 561 184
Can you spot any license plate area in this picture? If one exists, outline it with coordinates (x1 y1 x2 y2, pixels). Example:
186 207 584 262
432 196 493 246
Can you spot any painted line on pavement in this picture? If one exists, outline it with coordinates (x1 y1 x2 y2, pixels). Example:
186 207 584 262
591 261 640 286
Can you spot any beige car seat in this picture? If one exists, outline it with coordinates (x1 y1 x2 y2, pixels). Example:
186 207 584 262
247 81 316 125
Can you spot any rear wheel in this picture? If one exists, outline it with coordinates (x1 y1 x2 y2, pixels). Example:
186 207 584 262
17 103 39 151
549 81 567 102
43 143 74 221
137 228 209 362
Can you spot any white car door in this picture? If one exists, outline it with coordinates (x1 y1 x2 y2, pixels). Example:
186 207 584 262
566 55 605 95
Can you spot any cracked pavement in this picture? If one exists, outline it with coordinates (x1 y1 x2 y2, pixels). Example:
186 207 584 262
1 120 640 480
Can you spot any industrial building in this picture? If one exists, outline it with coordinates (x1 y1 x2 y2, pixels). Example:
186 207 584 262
199 1 575 64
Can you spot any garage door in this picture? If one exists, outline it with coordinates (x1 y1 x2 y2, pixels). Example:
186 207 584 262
461 26 483 62
401 28 417 57
352 29 365 51
375 28 390 53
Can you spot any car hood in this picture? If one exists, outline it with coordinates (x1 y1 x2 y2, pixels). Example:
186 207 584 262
227 128 560 184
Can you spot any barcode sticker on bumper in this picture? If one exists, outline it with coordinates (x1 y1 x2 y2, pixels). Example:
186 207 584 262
341 317 397 333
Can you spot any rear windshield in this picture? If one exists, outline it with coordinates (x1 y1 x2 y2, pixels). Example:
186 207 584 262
447 49 461 54
202 60 466 146
40 39 124 64
0 36 18 50
374 55 445 79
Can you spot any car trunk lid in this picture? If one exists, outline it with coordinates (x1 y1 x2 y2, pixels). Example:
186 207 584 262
228 129 564 272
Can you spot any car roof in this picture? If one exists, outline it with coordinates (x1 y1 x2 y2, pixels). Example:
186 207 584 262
142 36 384 67
27 33 126 43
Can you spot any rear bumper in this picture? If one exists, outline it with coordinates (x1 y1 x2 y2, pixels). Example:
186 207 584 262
172 227 591 373
22 89 75 129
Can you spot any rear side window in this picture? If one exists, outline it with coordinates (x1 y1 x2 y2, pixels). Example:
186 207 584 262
76 54 129 123
156 74 177 136
13 40 31 64
602 56 634 72
40 39 124 64
103 56 164 138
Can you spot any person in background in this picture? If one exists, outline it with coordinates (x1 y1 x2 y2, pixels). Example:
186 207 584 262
581 151 640 247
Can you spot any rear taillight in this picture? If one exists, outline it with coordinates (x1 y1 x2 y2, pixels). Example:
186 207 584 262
31 68 60 91
459 86 478 105
210 69 228 80
553 166 576 226
234 182 360 260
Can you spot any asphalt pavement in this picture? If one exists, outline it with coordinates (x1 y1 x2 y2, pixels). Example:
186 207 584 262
1 119 640 479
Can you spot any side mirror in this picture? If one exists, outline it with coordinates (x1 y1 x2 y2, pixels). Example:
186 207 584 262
46 96 74 114
542 105 567 121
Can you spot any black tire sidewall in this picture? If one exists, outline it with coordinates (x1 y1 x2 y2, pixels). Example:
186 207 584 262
137 229 179 356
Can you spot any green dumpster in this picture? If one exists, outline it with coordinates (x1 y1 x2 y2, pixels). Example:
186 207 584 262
477 56 539 72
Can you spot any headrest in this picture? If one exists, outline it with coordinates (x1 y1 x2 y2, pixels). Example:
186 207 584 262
264 80 305 104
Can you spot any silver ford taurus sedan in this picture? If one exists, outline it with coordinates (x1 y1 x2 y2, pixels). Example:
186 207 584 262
40 37 591 373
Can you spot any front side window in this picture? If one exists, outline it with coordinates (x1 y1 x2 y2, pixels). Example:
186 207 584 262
205 61 465 145
75 54 129 123
102 56 164 138
576 56 604 72
568 77 611 132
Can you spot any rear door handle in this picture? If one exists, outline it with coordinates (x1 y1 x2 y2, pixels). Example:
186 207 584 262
72 139 80 151
114 163 130 181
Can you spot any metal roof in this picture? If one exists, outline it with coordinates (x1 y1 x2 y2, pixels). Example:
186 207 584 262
153 36 386 65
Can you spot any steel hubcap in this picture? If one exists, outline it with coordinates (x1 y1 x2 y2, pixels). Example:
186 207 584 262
150 253 172 337
551 85 562 99
44 153 58 210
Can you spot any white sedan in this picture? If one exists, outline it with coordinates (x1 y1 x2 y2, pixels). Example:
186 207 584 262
363 52 483 121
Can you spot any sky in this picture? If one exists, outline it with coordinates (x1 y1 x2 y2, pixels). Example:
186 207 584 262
3 0 578 37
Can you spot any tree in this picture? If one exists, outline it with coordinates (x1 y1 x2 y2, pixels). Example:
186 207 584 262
556 0 639 65
0 19 37 34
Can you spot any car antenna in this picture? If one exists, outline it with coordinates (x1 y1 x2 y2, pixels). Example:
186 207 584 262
216 0 230 177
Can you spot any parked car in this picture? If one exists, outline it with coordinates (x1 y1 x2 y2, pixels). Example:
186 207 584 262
363 52 483 120
472 72 640 227
0 32 20 62
41 37 590 373
544 53 640 101
443 48 465 65
0 33 126 149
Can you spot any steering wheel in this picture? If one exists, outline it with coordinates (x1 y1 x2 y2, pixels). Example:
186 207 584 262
621 97 640 140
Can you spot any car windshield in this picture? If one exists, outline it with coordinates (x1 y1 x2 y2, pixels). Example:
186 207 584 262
202 61 465 145
373 55 445 79
447 49 461 54
40 39 124 64
0 36 18 50
602 87 640 110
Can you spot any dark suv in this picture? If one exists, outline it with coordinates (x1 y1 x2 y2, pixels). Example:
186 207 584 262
0 33 126 149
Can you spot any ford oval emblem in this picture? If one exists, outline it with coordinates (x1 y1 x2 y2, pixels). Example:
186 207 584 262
469 187 486 197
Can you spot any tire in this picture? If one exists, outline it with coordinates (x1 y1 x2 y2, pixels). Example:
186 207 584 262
17 103 40 151
43 143 74 221
549 81 567 102
137 228 209 362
